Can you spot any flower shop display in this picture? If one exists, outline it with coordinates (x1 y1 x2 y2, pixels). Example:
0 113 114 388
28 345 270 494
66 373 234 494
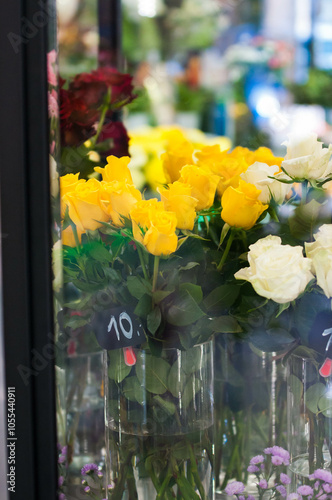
59 120 332 499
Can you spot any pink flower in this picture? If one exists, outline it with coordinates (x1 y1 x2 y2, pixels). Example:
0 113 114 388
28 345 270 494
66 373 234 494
297 485 314 496
47 50 57 87
225 481 245 496
259 479 268 489
280 473 291 485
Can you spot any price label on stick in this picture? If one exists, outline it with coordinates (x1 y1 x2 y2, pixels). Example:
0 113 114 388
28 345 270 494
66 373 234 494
93 307 145 350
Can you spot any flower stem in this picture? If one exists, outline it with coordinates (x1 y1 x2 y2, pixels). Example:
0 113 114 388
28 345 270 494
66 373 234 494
69 220 81 249
91 89 111 146
152 256 160 292
217 230 235 271
137 244 149 280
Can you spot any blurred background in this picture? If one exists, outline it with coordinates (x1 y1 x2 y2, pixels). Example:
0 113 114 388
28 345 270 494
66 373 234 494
57 0 332 155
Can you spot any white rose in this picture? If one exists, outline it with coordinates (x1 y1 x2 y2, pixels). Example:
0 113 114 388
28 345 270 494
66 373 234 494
240 162 292 204
305 224 332 298
235 235 314 304
281 133 332 181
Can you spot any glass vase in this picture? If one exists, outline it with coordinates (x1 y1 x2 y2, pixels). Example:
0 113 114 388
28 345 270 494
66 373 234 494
287 353 332 487
104 340 214 500
66 351 105 484
214 337 287 497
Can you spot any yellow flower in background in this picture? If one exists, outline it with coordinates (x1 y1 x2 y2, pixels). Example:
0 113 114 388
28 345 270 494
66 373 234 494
128 125 231 189
250 147 283 168
158 182 198 230
101 181 142 227
130 198 165 243
196 145 248 197
62 178 109 232
221 179 268 230
162 140 195 183
231 146 283 169
179 165 220 210
95 155 134 184
62 225 84 247
143 210 178 256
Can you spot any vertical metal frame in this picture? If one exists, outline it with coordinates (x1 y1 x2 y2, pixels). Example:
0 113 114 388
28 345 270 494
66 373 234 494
0 0 57 498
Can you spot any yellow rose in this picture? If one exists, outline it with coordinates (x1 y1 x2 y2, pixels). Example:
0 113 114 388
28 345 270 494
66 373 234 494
61 225 84 247
179 165 220 210
60 173 85 196
251 147 283 168
94 155 134 184
158 182 198 230
62 178 109 232
221 179 268 230
60 174 86 217
143 210 178 256
162 140 194 183
196 146 248 197
101 181 141 227
130 199 165 243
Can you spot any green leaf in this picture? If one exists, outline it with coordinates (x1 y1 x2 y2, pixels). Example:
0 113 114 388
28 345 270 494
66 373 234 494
127 276 152 300
179 283 203 304
152 289 174 303
88 243 113 263
276 302 290 318
203 285 240 312
64 316 88 329
289 374 303 407
147 307 162 335
181 375 201 408
306 383 326 413
209 316 243 334
135 353 170 394
318 392 332 418
168 359 186 397
122 376 145 405
134 294 153 318
166 290 205 326
153 395 176 421
249 328 295 352
108 350 132 383
179 262 200 271
181 348 202 375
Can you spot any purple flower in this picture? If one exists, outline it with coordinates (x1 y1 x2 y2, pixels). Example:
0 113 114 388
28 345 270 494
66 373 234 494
297 485 314 496
280 473 291 485
59 495 66 500
247 465 260 473
247 496 255 500
81 463 99 475
264 446 290 465
58 476 64 487
312 470 332 484
97 472 103 478
259 479 268 489
61 446 68 457
225 481 245 496
58 455 66 464
261 463 265 470
323 483 332 493
84 486 91 493
239 496 245 500
271 455 283 466
287 495 300 500
250 455 265 465
276 485 287 497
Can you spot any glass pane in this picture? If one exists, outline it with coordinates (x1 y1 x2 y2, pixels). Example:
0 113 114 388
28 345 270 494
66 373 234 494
52 1 332 499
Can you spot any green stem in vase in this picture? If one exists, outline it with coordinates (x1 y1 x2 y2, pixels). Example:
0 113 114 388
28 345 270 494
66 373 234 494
171 457 200 500
152 256 160 292
308 412 315 474
126 460 138 499
136 244 149 280
187 441 207 500
217 230 235 271
155 466 173 500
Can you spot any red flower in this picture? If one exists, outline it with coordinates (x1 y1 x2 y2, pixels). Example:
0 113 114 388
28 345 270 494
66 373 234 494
97 121 130 158
60 67 135 147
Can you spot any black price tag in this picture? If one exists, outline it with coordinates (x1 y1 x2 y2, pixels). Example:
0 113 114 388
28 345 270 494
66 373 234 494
308 311 332 357
93 307 145 350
